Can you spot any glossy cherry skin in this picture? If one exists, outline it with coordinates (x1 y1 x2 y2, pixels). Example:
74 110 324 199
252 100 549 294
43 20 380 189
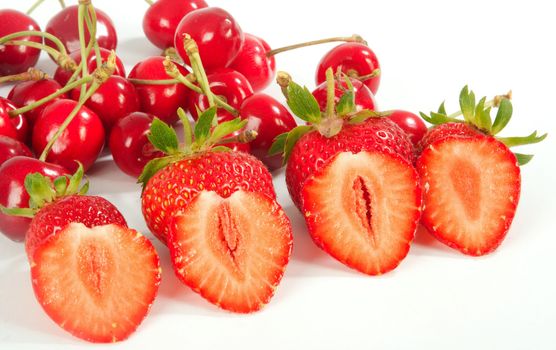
228 33 275 92
70 76 140 132
387 109 427 145
0 156 68 242
0 97 29 143
143 0 208 49
32 99 105 173
240 93 297 170
128 56 190 124
316 42 381 95
174 7 244 71
109 112 163 178
45 5 117 57
8 79 67 126
186 68 253 120
54 48 126 86
0 136 33 166
312 77 377 112
0 9 42 75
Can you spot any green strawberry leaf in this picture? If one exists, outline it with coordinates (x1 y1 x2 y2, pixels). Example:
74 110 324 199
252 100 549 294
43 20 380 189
336 89 355 117
53 176 67 196
348 109 390 124
286 81 322 124
498 131 547 147
491 98 513 135
66 162 85 195
0 205 36 218
459 85 476 123
148 117 179 155
283 125 313 163
177 107 193 148
211 145 232 153
514 153 534 166
138 155 181 189
209 118 247 145
25 173 55 209
268 132 288 156
474 97 492 131
194 106 217 144
438 101 447 115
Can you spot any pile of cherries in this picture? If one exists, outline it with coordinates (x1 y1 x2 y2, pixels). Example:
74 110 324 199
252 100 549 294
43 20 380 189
0 0 426 242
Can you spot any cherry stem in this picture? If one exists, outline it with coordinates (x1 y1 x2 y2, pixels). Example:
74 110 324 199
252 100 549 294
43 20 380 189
59 0 66 8
162 47 182 63
26 0 45 14
85 4 102 68
446 91 513 119
77 4 90 99
325 68 335 118
144 0 154 5
0 68 48 84
183 36 216 116
162 58 239 116
1 40 64 61
0 31 68 56
267 34 366 57
218 130 258 145
356 68 381 81
8 76 93 117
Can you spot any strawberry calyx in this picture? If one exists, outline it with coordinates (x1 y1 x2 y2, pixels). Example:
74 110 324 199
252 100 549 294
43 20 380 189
137 107 255 188
269 68 387 163
0 163 88 218
420 86 547 165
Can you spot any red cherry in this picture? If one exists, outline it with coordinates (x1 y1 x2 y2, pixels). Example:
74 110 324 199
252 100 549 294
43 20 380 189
240 93 297 170
7 79 67 126
128 56 190 124
70 76 140 132
186 68 253 120
0 9 42 76
0 136 33 166
143 0 208 49
316 42 381 95
174 7 244 71
32 99 105 173
53 48 126 86
0 97 29 143
0 156 68 242
45 5 117 57
387 109 427 145
228 33 275 92
109 112 163 178
312 77 377 112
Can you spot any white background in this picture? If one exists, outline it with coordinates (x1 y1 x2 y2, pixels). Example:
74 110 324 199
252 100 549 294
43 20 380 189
1 0 556 349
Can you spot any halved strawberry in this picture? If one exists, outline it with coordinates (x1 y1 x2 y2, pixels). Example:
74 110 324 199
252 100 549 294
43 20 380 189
302 151 421 275
417 136 521 255
168 190 292 313
31 223 161 343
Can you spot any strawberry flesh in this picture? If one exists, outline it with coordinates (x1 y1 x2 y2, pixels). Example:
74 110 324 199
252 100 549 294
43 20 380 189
31 223 161 343
169 190 292 313
302 151 422 275
417 136 521 255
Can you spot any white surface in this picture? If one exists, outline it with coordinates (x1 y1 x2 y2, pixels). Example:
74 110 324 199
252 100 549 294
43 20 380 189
1 0 556 349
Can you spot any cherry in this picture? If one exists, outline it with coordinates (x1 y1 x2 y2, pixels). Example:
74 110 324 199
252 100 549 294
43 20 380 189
7 78 67 126
53 48 126 86
0 97 29 143
0 156 67 242
0 136 33 166
0 9 42 76
70 76 140 132
240 93 297 170
312 77 377 112
228 34 275 92
45 5 117 57
143 0 208 50
186 68 253 120
316 42 381 95
387 109 427 145
174 7 244 71
128 56 190 124
32 99 105 173
109 112 163 178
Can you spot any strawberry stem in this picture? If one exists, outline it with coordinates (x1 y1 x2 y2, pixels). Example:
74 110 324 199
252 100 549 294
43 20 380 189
217 130 258 145
267 34 367 57
356 68 381 82
0 68 48 84
276 71 292 99
325 68 335 119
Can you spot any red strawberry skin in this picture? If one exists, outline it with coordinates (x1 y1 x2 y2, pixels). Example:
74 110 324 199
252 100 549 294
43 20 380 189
25 195 127 258
417 122 482 154
286 118 414 209
142 151 276 244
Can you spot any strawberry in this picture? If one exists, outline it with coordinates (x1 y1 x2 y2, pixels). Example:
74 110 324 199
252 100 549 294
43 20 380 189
270 68 421 275
2 165 161 343
417 86 546 255
138 107 291 313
